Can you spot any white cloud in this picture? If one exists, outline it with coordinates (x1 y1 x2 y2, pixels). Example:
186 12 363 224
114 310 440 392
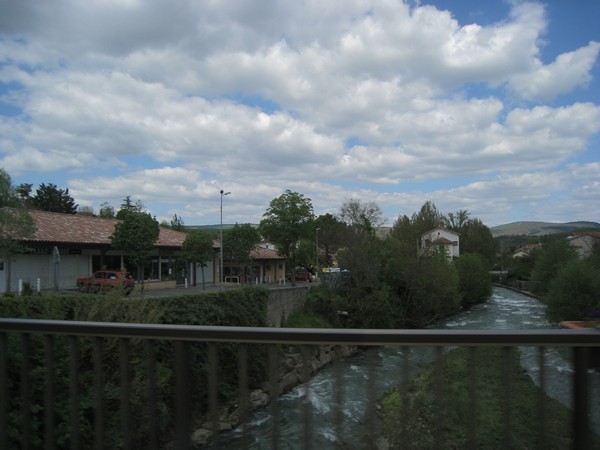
0 1 599 225
508 41 600 101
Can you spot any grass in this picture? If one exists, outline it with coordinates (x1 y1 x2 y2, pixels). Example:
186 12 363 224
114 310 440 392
282 308 332 328
380 347 600 449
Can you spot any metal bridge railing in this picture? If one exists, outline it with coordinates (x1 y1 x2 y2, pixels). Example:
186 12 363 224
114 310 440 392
0 318 598 449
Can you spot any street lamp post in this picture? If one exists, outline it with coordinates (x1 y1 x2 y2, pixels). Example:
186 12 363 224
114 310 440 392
220 190 231 291
315 227 320 281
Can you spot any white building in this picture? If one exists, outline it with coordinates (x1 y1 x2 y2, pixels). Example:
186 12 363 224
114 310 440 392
419 225 460 260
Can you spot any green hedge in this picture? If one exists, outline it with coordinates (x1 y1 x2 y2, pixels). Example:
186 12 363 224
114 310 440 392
0 287 269 448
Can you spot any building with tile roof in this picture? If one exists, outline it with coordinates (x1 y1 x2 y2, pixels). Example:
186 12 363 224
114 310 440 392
0 209 286 293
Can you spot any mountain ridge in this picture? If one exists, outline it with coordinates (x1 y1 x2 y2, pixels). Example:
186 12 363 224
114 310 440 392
490 221 600 237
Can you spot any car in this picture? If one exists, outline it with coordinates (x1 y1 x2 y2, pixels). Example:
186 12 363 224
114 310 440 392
77 270 135 294
294 271 313 282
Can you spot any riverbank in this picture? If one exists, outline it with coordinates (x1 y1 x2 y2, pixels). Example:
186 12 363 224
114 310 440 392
379 346 594 449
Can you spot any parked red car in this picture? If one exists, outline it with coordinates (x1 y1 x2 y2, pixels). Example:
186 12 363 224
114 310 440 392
293 271 313 282
77 270 135 294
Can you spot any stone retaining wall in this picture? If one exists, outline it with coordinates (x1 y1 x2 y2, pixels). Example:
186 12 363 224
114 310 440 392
266 286 309 327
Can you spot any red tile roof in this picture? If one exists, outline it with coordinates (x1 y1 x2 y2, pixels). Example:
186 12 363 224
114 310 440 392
250 246 284 260
22 209 186 248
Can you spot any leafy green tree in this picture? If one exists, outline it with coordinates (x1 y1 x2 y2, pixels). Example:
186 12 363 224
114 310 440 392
31 183 78 213
455 253 492 309
259 190 314 284
110 211 160 291
223 223 261 283
530 237 577 295
447 209 470 229
411 200 445 236
337 198 385 288
0 169 37 293
545 258 600 322
116 196 146 219
99 202 116 218
182 229 215 288
455 218 497 267
314 213 346 267
169 213 185 231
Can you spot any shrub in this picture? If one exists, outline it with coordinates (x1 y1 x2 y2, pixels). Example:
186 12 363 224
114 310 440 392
544 258 600 323
455 253 492 309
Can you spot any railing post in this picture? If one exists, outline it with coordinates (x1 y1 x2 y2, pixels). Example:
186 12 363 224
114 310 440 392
174 341 191 449
0 333 6 450
572 347 590 450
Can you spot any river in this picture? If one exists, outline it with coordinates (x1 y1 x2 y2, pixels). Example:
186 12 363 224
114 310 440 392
217 286 599 448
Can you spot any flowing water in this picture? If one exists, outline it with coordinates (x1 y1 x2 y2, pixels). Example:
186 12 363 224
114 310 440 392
217 286 599 448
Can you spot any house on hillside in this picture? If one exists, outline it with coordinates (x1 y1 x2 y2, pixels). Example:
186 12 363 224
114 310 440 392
567 232 600 258
512 243 542 259
0 209 287 294
419 225 460 260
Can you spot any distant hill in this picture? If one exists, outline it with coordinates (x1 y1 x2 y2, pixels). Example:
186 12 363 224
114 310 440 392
490 221 600 237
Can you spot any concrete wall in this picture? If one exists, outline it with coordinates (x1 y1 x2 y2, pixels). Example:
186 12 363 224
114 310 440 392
267 286 308 327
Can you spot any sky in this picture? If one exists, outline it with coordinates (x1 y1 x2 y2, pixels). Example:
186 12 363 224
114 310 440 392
0 0 599 227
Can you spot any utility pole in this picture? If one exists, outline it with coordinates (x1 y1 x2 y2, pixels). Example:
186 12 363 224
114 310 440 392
220 190 231 291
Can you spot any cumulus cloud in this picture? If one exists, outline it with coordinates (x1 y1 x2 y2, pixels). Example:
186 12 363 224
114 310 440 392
0 0 598 224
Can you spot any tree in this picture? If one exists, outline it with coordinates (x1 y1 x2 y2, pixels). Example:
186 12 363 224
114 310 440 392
530 237 577 295
455 218 497 267
0 169 36 293
99 202 115 219
455 253 492 309
31 183 78 214
222 223 261 283
447 210 470 229
338 198 385 234
411 200 445 235
545 258 600 322
314 213 346 268
259 190 314 284
170 213 185 231
110 211 160 291
182 229 215 288
116 196 146 219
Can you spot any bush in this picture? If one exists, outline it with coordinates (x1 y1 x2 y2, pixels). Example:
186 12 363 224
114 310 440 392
455 253 492 309
0 287 269 448
544 258 600 323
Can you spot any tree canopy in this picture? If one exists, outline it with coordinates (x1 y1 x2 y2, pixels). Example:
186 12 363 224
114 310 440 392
27 183 78 214
182 229 215 287
110 211 160 282
259 190 314 278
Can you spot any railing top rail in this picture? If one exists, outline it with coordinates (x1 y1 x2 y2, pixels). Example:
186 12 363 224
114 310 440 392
1 318 599 347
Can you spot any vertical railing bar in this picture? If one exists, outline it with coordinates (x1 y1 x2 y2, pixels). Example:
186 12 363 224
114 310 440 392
69 336 80 450
537 347 546 450
208 343 219 449
120 339 131 450
145 340 158 450
400 346 409 450
44 334 56 450
268 345 280 449
365 348 377 447
300 345 312 450
572 347 590 450
174 340 191 449
20 333 31 450
238 344 249 450
502 346 512 448
467 346 477 450
93 337 104 450
333 347 343 445
0 332 6 450
433 346 445 450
